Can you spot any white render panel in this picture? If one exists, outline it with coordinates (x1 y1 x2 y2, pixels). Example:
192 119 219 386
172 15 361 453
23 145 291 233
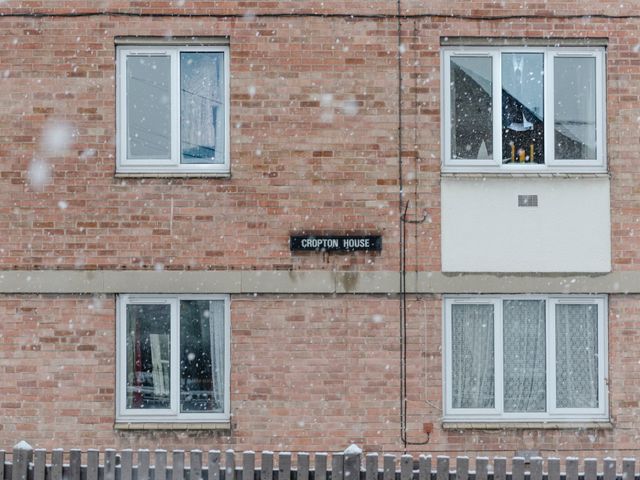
441 176 611 272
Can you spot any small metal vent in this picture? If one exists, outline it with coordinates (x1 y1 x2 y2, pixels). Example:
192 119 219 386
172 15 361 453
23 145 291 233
518 194 538 207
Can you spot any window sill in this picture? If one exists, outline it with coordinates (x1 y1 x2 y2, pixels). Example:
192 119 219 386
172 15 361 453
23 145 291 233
442 421 613 430
115 422 231 431
115 172 231 178
441 172 610 179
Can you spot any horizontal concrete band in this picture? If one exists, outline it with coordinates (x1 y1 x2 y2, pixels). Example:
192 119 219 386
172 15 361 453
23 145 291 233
0 270 637 294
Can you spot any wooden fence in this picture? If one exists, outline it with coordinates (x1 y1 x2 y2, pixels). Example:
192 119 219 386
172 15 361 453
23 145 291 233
1 444 636 480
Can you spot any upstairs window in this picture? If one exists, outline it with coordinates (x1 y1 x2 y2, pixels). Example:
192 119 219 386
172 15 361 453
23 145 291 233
443 295 608 422
117 43 230 175
442 47 605 172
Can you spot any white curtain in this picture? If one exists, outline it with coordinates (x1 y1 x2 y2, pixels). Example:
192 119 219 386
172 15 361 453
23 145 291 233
555 304 599 408
209 300 226 411
451 304 495 408
503 300 546 412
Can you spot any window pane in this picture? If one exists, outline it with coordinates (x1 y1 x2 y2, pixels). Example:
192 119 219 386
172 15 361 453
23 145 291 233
502 53 544 164
126 304 171 409
181 52 225 164
451 304 495 408
556 303 599 408
554 57 597 160
450 56 493 160
180 300 226 412
503 300 546 412
126 55 171 159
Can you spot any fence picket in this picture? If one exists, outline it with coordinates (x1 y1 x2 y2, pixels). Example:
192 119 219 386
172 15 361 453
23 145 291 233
512 457 524 480
173 450 185 480
315 454 328 480
530 457 543 480
121 450 133 480
345 453 361 480
192 451 203 480
401 455 412 480
604 458 617 480
87 450 99 480
455 457 468 480
419 456 431 480
566 457 579 480
436 456 449 480
383 455 395 480
332 454 344 480
209 451 221 480
243 452 255 480
138 450 150 480
366 454 378 480
260 452 273 480
33 449 46 480
494 458 506 480
12 444 32 480
0 451 4 480
475 458 488 480
156 450 168 480
280 453 292 480
51 449 64 480
585 458 597 480
298 453 310 480
623 458 635 480
548 458 561 480
225 451 235 480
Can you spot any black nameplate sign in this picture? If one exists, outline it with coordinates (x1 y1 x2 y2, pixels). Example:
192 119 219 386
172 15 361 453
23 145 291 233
290 235 382 252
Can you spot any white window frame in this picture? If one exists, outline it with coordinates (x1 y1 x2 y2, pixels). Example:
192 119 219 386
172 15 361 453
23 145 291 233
441 46 606 173
443 295 608 422
116 45 230 175
116 294 231 423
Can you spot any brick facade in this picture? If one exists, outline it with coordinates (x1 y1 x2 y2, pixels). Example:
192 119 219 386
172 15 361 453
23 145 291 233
1 0 639 459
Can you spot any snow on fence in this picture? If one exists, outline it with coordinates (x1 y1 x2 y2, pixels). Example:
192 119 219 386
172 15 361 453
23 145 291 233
0 443 635 480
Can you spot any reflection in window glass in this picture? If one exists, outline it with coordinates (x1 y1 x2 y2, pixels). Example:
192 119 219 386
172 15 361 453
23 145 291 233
450 56 493 160
180 53 225 164
451 304 495 408
502 53 544 164
126 304 171 409
180 300 226 412
554 57 597 160
126 55 172 159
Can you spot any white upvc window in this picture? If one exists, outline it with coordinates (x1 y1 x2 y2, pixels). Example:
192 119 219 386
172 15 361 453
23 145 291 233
116 45 230 175
442 47 606 173
443 295 608 422
116 294 230 423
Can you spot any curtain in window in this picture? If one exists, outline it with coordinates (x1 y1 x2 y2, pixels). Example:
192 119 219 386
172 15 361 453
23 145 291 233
556 303 599 408
503 300 546 412
451 304 495 408
209 300 226 410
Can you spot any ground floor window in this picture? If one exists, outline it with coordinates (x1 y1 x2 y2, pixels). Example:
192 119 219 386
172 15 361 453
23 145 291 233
116 294 230 422
443 295 607 422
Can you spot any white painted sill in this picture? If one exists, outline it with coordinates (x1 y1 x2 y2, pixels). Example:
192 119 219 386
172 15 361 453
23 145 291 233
115 172 231 178
115 422 231 431
440 172 610 179
442 421 613 430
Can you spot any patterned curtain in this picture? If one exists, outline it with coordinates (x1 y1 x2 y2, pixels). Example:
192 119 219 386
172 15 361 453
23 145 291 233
555 303 599 408
503 300 546 412
451 304 495 408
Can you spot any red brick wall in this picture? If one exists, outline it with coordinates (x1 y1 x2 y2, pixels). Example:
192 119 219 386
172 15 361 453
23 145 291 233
1 294 639 459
